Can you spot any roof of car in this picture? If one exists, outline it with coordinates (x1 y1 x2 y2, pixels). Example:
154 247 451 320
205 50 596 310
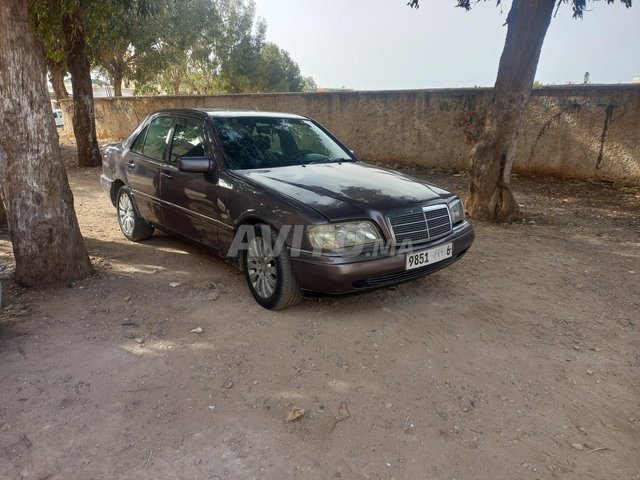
152 108 308 120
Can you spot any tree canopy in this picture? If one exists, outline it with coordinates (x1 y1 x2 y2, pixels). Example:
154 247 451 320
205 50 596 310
130 0 311 95
35 0 314 96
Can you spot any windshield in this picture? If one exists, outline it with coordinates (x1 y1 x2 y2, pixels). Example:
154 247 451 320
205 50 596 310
212 117 354 169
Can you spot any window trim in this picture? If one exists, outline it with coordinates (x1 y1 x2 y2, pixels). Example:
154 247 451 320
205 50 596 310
167 117 208 165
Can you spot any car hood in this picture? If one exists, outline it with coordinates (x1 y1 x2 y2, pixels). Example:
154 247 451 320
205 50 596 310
234 162 448 221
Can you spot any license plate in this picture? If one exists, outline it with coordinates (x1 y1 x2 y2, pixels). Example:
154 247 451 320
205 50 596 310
405 243 453 270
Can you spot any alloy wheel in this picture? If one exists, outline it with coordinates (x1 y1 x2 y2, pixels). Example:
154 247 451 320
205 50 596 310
246 236 277 299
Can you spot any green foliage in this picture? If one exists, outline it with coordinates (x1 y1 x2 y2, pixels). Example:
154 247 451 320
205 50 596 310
133 0 310 95
31 0 124 61
31 0 314 96
257 43 304 92
301 76 318 93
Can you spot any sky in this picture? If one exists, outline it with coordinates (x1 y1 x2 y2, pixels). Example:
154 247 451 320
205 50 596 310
253 0 640 90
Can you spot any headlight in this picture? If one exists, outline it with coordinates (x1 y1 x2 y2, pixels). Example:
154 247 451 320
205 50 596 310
448 197 465 224
307 221 381 250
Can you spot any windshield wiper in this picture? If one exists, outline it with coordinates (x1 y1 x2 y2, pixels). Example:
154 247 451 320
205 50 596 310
307 157 355 165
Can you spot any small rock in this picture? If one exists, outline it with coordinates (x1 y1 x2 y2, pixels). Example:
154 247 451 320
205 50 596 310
221 377 233 389
628 271 635 274
124 295 131 302
385 402 393 409
208 405 215 411
586 369 593 375
573 345 581 351
285 407 305 422
190 327 203 334
253 380 258 385
134 337 144 344
571 443 585 450
169 282 181 288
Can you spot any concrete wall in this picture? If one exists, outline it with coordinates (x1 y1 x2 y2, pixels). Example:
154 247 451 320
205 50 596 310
60 85 640 182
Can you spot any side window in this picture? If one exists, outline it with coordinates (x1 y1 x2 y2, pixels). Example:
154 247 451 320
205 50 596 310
169 119 206 164
141 117 174 161
130 125 148 153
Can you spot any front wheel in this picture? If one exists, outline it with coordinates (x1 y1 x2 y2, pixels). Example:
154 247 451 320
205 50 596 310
242 225 303 310
116 186 154 242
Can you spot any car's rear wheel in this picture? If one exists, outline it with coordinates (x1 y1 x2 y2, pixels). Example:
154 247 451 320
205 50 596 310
243 225 303 310
116 186 154 242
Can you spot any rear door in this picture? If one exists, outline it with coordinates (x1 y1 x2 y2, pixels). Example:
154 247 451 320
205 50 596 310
124 115 174 224
160 116 220 248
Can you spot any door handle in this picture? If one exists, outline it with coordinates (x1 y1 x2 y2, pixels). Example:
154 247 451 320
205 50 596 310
161 171 173 180
126 161 135 169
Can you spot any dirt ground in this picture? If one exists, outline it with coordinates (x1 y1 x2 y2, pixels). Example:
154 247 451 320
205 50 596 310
0 145 639 480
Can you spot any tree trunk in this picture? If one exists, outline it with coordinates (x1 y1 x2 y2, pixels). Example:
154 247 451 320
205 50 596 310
466 0 556 222
47 58 69 101
62 4 102 168
113 67 123 97
0 191 6 226
0 0 93 286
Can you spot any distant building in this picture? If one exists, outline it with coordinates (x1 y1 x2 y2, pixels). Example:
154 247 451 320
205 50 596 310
633 76 640 84
47 77 135 98
316 87 354 93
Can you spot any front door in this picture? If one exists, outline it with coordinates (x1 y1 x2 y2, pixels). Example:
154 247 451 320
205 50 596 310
160 117 220 249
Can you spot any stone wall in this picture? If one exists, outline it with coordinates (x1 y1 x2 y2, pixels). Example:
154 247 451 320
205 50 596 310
60 85 640 182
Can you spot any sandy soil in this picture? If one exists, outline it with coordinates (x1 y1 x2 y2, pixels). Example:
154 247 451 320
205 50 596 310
0 147 639 480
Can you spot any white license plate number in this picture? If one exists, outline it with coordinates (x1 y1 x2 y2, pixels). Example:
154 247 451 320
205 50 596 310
405 243 453 270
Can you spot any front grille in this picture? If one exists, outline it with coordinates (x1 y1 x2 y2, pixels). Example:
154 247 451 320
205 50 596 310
388 205 452 245
352 251 466 289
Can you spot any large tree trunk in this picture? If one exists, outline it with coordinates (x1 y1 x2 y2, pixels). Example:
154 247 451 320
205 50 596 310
62 4 102 168
47 58 69 101
466 0 556 222
0 1 93 285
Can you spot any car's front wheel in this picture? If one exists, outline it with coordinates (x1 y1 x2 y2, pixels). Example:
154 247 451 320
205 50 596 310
243 225 303 310
116 186 154 242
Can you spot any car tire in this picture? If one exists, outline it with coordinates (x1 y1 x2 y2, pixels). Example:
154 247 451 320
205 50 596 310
242 225 303 310
116 186 154 242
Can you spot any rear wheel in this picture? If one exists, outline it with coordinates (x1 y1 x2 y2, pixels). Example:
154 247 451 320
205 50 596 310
243 225 303 310
116 186 154 242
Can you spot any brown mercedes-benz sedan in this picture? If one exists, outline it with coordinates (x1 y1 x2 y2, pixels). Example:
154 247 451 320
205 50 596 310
100 109 474 309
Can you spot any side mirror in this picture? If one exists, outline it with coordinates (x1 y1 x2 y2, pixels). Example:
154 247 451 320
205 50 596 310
178 157 214 173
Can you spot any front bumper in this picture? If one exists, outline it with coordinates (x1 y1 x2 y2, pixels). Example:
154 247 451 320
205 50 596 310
291 220 475 294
